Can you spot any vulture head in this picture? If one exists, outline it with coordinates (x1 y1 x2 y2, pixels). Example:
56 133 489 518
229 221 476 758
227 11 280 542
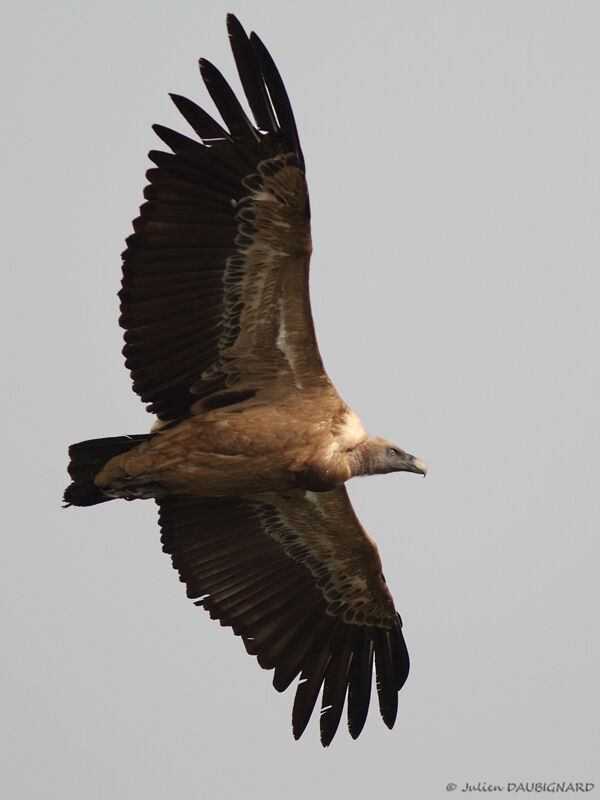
353 437 428 477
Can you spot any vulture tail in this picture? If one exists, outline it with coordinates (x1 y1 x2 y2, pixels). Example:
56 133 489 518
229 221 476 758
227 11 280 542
64 434 152 507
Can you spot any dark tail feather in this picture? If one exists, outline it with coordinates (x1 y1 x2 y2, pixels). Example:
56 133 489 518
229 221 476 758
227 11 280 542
64 434 151 507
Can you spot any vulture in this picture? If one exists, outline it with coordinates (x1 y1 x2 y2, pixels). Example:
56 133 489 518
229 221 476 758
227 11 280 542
64 14 427 746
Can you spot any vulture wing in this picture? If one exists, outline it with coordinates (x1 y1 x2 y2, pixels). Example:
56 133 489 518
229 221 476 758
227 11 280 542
158 487 409 746
120 14 325 422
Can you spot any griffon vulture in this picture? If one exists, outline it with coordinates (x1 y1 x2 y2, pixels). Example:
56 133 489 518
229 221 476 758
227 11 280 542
64 14 427 746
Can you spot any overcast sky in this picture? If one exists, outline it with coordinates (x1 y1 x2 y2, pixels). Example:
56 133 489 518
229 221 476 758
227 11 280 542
3 1 599 798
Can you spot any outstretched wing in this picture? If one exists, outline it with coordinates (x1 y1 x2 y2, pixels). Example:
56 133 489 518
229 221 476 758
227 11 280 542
158 487 409 746
120 14 326 422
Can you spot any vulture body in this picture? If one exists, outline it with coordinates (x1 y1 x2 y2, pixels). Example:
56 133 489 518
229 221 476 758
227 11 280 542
64 15 426 746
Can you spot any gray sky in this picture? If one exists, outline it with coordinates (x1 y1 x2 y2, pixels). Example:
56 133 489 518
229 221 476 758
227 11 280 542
3 1 599 797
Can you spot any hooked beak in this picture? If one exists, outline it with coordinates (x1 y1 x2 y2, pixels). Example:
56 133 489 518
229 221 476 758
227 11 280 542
404 454 428 476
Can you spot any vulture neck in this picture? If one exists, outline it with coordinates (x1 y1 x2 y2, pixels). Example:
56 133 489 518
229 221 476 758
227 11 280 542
349 440 381 477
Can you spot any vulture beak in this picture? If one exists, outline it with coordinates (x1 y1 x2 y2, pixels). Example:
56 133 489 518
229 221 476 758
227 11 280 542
405 455 428 476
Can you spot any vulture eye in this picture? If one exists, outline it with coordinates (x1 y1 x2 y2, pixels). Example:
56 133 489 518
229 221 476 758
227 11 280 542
387 447 398 457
